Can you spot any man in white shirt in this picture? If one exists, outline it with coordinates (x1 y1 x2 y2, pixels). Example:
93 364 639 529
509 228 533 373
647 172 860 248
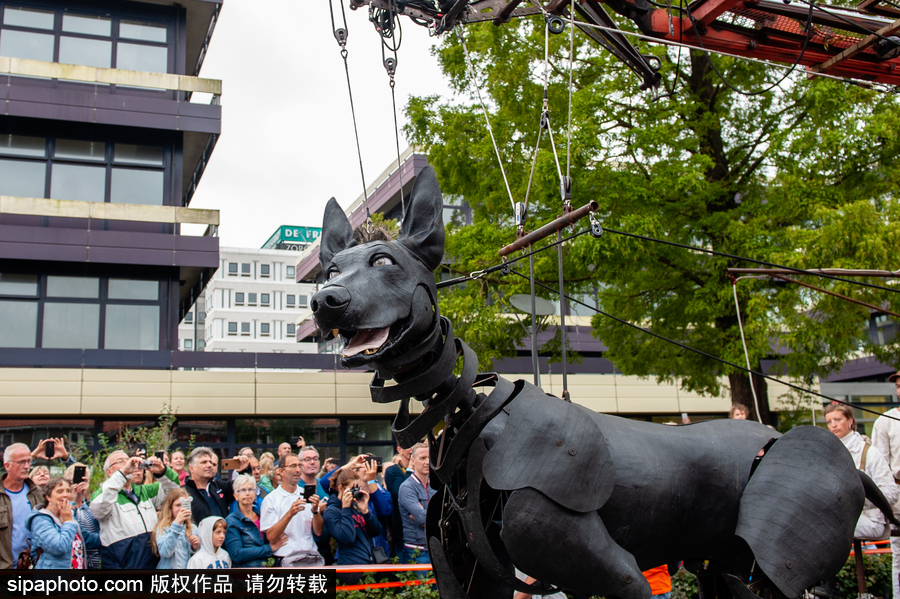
871 370 900 599
260 453 325 566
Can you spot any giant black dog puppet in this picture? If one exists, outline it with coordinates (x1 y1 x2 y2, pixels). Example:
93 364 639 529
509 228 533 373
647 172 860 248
311 166 897 599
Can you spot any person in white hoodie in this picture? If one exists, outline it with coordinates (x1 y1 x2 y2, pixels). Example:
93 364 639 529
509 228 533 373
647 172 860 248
187 516 231 569
825 402 900 539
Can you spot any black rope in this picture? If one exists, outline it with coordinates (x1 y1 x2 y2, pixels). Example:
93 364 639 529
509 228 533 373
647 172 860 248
329 0 370 219
683 0 816 96
435 228 592 289
509 269 900 422
602 226 900 294
381 32 407 221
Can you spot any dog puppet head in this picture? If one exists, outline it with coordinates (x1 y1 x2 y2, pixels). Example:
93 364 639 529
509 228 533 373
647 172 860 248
310 166 445 373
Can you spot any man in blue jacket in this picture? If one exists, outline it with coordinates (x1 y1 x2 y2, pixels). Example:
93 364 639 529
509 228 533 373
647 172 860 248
398 443 435 564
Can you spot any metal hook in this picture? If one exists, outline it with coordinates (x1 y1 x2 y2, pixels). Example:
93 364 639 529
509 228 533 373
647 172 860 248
384 56 397 77
589 211 603 238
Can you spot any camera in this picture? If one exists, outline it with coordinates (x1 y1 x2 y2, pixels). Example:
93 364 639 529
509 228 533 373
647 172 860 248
140 459 154 469
349 484 366 501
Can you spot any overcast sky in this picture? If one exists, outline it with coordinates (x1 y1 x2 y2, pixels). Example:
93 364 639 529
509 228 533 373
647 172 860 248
189 0 453 248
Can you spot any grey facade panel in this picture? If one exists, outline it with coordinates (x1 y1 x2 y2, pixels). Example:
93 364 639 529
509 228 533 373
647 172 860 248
0 225 216 268
3 80 220 134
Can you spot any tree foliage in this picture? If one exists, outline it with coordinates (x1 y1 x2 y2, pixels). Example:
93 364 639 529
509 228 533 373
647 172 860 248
406 15 900 419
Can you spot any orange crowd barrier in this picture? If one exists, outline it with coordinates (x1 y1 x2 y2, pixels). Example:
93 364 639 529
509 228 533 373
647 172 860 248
333 563 435 592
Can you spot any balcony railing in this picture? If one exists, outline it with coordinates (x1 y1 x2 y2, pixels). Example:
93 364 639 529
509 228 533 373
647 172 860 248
0 57 222 103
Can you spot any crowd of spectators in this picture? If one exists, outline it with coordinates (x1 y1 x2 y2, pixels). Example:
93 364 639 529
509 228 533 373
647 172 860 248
0 434 435 570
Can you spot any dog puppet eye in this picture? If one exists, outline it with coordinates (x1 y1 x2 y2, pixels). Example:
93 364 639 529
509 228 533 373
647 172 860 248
327 269 339 280
372 256 394 266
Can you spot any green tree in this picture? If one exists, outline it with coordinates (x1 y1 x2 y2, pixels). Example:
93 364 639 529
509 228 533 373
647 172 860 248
406 16 900 422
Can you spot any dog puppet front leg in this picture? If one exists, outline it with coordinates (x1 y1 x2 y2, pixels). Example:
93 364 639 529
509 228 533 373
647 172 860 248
501 488 651 599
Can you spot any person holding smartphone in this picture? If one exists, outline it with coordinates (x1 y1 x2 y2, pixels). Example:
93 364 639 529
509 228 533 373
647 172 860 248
63 463 99 569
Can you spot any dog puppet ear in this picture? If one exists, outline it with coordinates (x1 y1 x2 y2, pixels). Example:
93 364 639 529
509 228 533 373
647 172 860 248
397 166 445 271
319 198 356 271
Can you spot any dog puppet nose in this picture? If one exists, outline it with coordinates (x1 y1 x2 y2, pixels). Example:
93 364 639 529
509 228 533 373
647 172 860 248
310 286 351 322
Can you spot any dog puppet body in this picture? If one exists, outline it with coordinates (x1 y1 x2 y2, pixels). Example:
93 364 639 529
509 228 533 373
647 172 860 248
311 167 890 599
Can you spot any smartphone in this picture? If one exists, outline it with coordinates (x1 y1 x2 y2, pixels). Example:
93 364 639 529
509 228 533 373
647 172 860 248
182 496 192 510
222 458 241 470
44 440 55 459
290 436 301 447
303 484 316 500
136 443 147 453
73 465 86 485
373 455 383 473
154 451 165 461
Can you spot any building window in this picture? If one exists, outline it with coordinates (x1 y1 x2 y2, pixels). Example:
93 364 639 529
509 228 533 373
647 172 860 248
241 263 250 277
240 322 250 336
184 339 192 350
0 134 167 206
228 322 237 335
286 323 296 337
286 265 295 279
197 339 206 350
197 312 206 325
260 323 270 336
228 263 238 276
235 292 244 306
260 264 270 277
184 312 193 323
104 304 159 350
261 293 270 306
298 295 308 308
0 7 171 74
286 295 295 307
0 273 164 350
248 293 257 306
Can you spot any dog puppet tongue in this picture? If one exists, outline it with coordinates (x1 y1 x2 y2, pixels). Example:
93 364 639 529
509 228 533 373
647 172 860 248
343 327 390 357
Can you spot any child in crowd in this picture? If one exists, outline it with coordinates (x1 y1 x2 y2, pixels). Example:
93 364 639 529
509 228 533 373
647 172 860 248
187 516 231 569
152 488 200 569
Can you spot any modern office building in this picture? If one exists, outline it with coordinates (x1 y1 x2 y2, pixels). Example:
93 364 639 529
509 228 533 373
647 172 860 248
178 245 317 353
0 0 221 365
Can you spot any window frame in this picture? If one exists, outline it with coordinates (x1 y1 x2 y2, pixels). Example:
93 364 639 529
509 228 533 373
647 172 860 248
0 129 170 206
0 271 164 350
0 3 175 76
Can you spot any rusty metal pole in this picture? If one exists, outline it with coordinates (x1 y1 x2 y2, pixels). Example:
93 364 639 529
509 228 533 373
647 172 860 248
499 200 598 257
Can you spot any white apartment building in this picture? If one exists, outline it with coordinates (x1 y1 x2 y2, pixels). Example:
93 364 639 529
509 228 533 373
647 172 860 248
179 247 318 353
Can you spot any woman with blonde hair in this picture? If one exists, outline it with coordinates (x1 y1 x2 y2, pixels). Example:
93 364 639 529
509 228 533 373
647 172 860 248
29 465 50 486
258 457 276 492
152 488 200 569
825 402 899 538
